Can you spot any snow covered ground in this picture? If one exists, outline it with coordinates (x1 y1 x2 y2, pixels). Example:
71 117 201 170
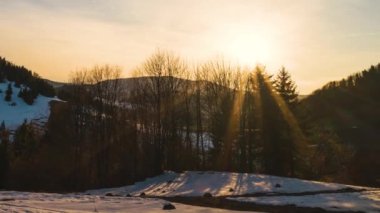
0 81 59 131
1 171 379 212
229 189 380 212
0 191 254 213
88 171 365 197
87 171 379 212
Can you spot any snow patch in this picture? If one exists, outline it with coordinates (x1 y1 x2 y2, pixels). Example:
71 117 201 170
0 81 59 131
88 171 363 197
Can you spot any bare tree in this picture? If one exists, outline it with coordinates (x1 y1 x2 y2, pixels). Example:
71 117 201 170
132 50 188 172
70 65 122 186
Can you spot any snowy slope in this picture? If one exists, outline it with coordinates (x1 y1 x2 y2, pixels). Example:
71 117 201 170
88 171 364 197
0 81 59 131
87 171 379 212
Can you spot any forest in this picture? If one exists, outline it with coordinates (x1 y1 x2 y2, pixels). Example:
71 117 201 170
0 51 379 191
0 57 55 104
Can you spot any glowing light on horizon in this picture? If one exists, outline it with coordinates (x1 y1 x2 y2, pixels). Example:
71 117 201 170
226 32 276 66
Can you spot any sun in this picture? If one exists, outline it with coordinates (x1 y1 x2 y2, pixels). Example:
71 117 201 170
214 25 278 67
226 32 274 65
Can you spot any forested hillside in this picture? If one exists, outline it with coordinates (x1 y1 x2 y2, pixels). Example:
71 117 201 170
0 57 55 104
299 64 380 186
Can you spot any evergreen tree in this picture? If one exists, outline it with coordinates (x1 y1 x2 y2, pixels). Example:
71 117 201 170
18 88 38 105
257 67 303 177
13 120 38 157
274 67 298 108
4 83 12 102
255 69 288 175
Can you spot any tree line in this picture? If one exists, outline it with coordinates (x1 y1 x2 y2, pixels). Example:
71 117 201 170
0 51 378 191
299 64 380 186
0 57 55 104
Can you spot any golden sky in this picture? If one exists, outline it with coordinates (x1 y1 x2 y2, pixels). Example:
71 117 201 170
0 0 379 93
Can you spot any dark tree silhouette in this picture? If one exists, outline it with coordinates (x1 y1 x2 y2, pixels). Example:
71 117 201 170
274 67 298 108
4 83 12 102
0 57 55 104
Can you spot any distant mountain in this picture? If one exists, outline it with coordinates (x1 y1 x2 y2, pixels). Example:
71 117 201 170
56 76 198 101
44 79 66 88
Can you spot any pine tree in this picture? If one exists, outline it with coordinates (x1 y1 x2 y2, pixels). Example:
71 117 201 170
274 67 298 108
13 120 38 157
18 88 37 105
4 83 12 102
255 68 287 175
260 67 301 176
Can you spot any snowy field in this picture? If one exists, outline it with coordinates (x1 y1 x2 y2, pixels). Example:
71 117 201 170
1 171 379 212
0 192 254 213
0 81 59 131
86 171 380 212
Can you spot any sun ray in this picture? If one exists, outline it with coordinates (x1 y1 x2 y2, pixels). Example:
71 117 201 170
218 72 246 170
262 74 309 160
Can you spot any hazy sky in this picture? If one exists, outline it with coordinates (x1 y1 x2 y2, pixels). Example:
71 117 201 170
0 0 379 93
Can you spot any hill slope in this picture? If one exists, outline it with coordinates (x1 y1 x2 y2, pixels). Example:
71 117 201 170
298 63 380 186
0 81 58 131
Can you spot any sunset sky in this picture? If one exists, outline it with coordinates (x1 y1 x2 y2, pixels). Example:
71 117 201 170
0 0 379 93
